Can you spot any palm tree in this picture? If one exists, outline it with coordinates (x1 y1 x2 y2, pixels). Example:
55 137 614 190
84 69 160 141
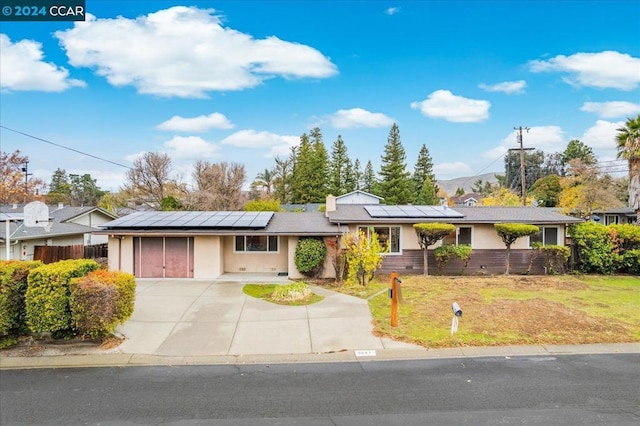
616 115 640 224
252 168 275 198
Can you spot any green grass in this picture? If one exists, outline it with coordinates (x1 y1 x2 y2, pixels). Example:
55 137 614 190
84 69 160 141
330 275 640 348
243 282 324 306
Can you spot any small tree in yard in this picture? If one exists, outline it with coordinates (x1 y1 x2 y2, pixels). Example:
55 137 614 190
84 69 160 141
494 223 539 275
344 230 384 286
414 223 456 276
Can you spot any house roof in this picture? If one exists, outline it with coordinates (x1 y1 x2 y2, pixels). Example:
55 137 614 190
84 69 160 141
98 211 345 236
336 190 383 201
591 207 636 216
0 221 96 242
327 205 583 225
0 205 116 223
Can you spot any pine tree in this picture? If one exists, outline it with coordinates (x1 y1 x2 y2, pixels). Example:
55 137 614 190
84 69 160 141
352 159 362 190
309 127 329 202
344 158 356 193
362 160 377 194
378 123 412 204
290 133 312 203
328 135 350 196
291 128 329 203
412 144 439 204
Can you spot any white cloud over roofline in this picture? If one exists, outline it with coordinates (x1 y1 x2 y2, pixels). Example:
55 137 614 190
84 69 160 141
157 113 234 132
329 108 395 128
0 34 85 92
55 7 337 98
529 51 640 90
482 126 566 159
411 90 490 123
162 136 219 160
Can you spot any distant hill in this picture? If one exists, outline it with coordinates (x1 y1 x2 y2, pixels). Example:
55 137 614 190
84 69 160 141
437 172 501 195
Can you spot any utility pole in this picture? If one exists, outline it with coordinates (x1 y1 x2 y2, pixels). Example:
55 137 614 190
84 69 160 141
509 127 533 206
21 161 32 204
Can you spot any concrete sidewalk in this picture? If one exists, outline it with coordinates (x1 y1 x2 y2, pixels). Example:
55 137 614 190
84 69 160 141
1 278 638 369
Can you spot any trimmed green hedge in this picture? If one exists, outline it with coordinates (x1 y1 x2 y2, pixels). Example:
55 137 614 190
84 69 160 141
0 260 42 337
295 238 327 277
25 259 99 334
69 269 136 339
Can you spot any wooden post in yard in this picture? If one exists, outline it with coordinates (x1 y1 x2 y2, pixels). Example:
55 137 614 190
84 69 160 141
390 271 399 327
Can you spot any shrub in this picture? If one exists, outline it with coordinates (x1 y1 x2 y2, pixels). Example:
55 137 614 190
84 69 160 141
69 270 136 339
25 259 99 334
434 245 472 274
244 199 281 212
539 245 570 275
344 230 384 286
294 238 327 277
271 282 312 302
0 260 42 337
620 249 640 275
569 222 619 274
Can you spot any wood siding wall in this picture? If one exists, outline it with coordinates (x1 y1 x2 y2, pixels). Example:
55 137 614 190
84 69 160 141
33 243 108 264
381 249 548 275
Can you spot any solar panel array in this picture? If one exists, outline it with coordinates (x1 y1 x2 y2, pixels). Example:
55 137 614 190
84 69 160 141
364 205 463 218
104 211 274 229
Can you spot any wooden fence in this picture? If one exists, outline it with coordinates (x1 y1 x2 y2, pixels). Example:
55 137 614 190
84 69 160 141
33 243 108 264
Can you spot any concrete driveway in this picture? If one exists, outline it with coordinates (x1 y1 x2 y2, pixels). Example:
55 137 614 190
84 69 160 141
115 278 420 357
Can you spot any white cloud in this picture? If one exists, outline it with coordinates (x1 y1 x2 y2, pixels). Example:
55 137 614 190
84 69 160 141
220 129 300 151
0 34 85 92
483 126 566 159
579 120 624 150
329 108 395 128
580 101 640 119
529 51 640 90
386 7 400 15
55 7 337 98
162 136 219 160
478 80 526 94
157 112 234 132
124 151 146 163
411 90 490 122
434 162 473 176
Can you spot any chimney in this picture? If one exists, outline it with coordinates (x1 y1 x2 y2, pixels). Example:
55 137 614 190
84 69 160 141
325 195 336 217
58 202 64 209
12 203 17 209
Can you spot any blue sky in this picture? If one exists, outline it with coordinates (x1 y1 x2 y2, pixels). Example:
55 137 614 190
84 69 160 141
1 0 639 193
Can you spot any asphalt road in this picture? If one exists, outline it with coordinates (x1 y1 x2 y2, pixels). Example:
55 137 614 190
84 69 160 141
1 354 638 425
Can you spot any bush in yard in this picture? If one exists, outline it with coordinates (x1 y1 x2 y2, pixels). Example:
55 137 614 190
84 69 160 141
539 245 570 274
25 259 99 335
69 269 136 339
0 260 42 337
344 229 384 286
620 249 640 275
434 244 472 274
569 222 619 274
271 282 312 302
295 238 327 277
414 223 456 276
494 223 539 275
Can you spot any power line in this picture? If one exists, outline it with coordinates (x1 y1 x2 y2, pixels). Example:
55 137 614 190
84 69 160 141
0 125 133 170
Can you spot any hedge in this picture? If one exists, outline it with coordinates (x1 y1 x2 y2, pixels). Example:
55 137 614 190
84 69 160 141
0 260 42 337
294 238 327 277
25 259 100 334
69 269 136 339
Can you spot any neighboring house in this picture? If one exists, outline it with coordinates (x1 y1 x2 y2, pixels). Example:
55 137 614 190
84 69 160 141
99 191 582 279
589 208 637 225
0 204 117 261
450 193 483 207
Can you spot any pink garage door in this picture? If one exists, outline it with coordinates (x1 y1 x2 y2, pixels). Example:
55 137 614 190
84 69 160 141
133 237 194 278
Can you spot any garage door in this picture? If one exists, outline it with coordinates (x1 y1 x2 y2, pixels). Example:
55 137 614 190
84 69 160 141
133 237 194 278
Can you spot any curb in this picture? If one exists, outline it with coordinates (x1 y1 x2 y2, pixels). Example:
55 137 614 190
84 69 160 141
1 343 638 370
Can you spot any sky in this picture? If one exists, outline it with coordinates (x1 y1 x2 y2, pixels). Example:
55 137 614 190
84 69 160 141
1 0 639 194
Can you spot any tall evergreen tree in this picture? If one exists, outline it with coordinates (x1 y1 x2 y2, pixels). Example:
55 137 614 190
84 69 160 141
291 128 329 203
309 127 329 202
344 158 356 193
290 133 312 203
378 123 412 204
273 153 294 204
412 144 439 204
47 168 71 203
352 159 362 190
328 135 350 196
362 160 377 194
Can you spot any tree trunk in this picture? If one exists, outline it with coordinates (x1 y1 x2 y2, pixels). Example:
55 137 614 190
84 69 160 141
423 248 429 276
505 245 511 275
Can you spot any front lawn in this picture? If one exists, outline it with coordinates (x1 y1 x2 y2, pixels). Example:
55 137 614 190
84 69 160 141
332 275 640 348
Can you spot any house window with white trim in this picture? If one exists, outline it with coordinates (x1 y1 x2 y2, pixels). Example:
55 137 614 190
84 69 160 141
443 226 472 246
235 235 278 252
358 226 401 254
529 227 558 246
604 215 619 225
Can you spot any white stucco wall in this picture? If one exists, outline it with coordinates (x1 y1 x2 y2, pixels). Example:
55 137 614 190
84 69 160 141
223 235 288 273
107 236 134 274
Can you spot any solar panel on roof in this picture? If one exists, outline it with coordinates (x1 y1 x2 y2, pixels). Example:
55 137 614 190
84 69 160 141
103 210 275 229
364 205 464 219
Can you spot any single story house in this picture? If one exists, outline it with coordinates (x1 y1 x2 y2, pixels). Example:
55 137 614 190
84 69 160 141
0 203 117 261
589 208 637 225
98 191 583 279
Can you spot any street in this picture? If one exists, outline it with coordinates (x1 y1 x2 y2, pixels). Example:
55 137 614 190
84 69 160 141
1 354 638 425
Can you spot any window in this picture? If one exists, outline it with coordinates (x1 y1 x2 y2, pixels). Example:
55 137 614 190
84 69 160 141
530 227 558 246
235 235 278 252
443 226 472 246
358 226 401 253
605 215 619 225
